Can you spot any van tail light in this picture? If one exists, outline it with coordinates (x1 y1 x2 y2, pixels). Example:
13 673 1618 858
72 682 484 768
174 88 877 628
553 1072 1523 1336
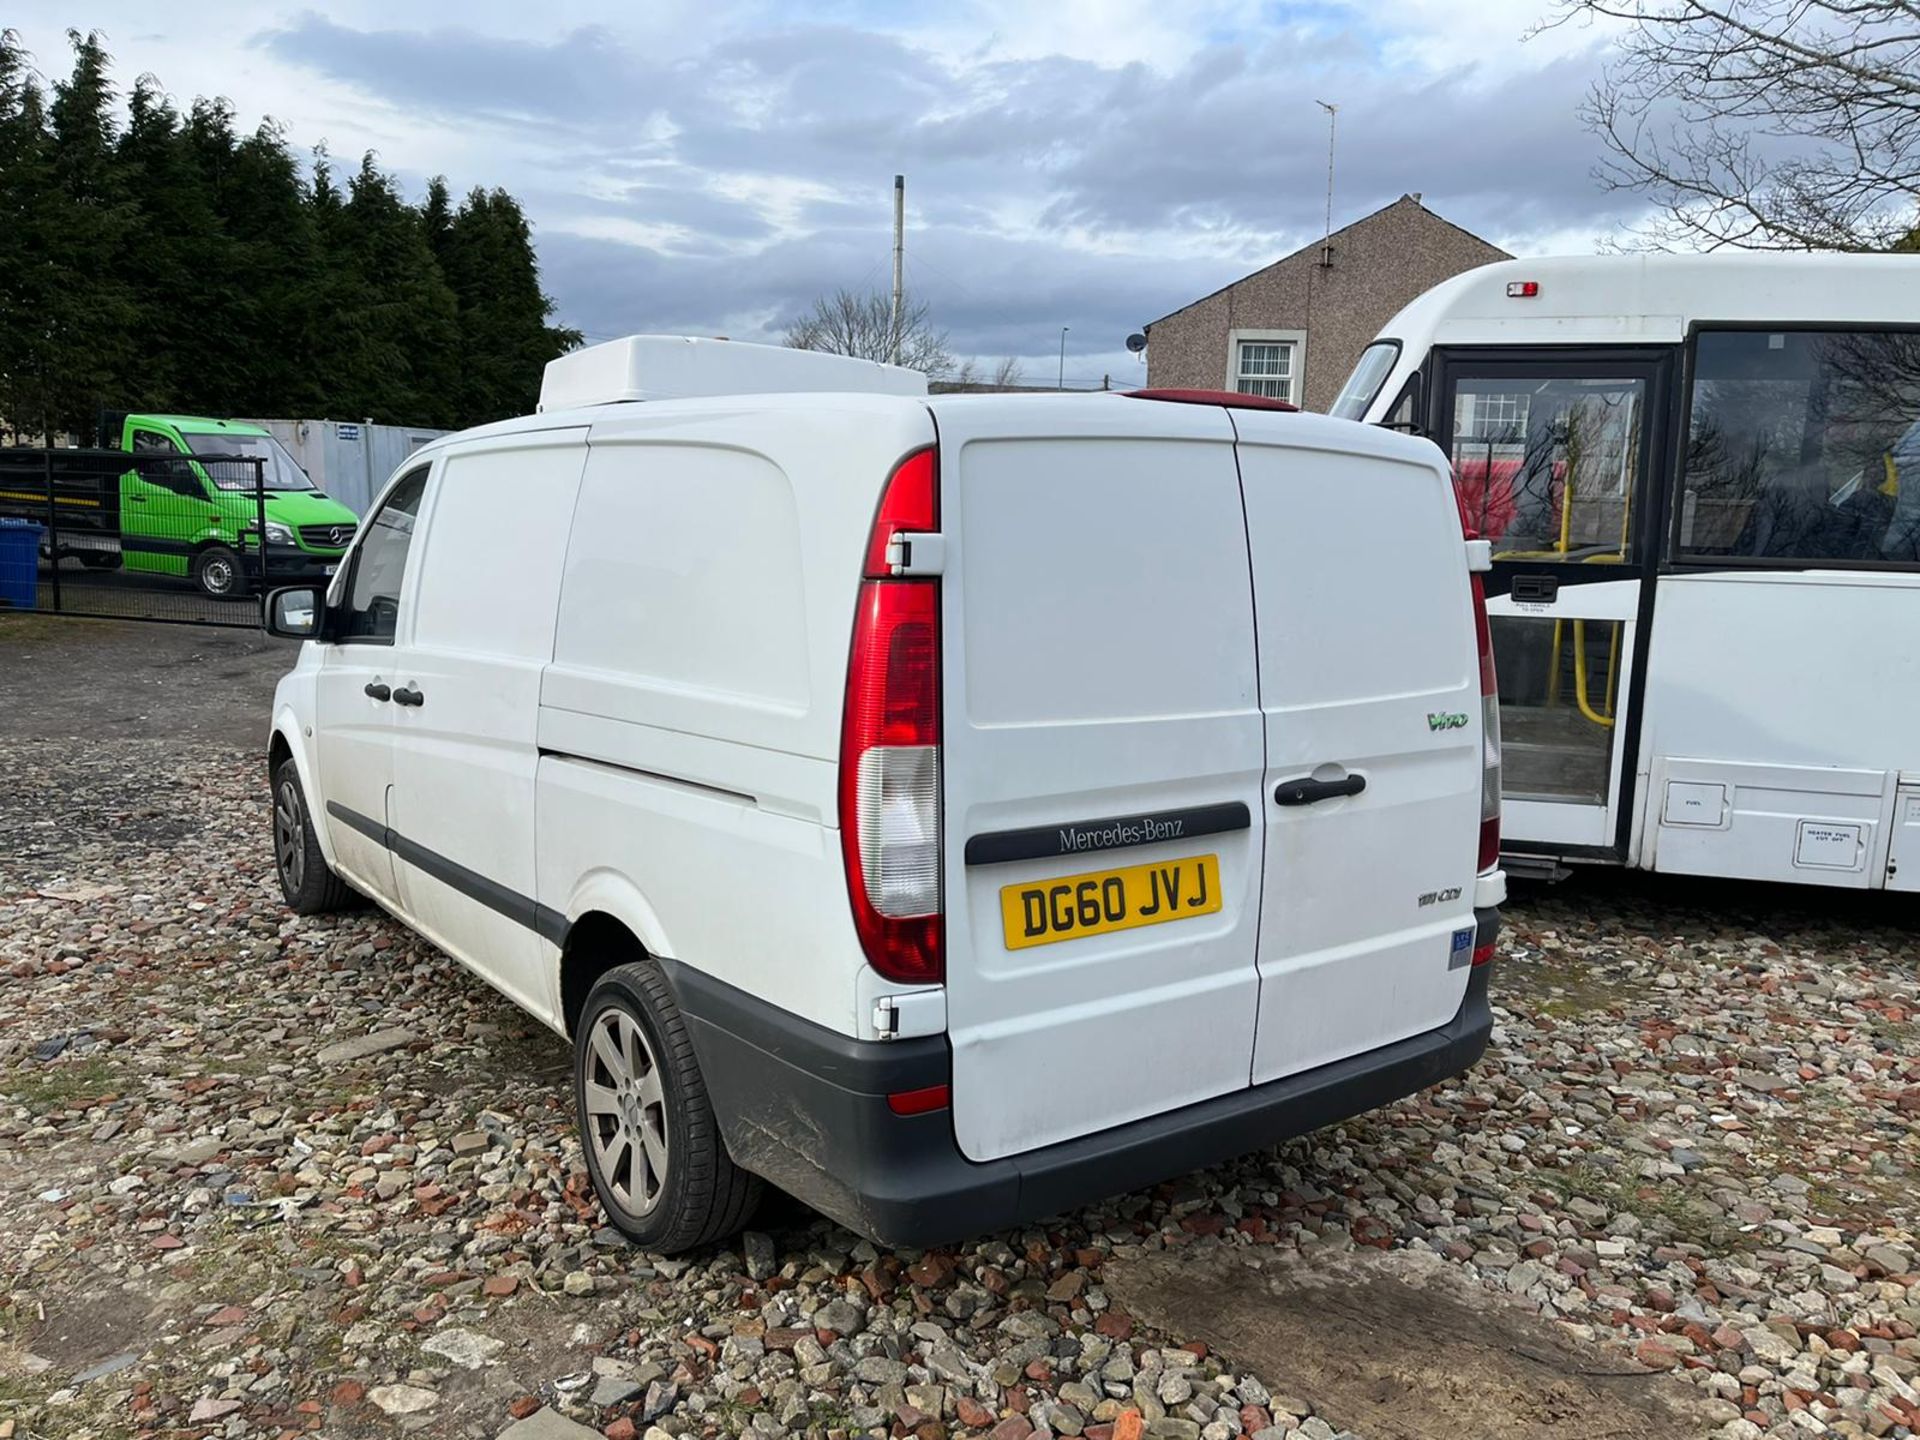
1472 571 1502 873
864 446 938 577
840 448 943 985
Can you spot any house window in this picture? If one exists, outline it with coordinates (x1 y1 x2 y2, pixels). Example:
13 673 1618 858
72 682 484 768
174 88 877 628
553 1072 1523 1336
1227 329 1307 403
1462 391 1529 441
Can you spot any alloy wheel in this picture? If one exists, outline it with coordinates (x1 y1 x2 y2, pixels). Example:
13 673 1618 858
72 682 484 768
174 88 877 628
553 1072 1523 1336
274 779 305 894
582 1006 669 1216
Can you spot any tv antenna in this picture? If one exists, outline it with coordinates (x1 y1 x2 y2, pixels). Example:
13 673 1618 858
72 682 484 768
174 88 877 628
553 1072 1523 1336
1316 101 1337 267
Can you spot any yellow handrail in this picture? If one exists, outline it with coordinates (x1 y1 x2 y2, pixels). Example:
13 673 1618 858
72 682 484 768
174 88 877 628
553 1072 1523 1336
1571 620 1616 729
1483 426 1628 728
1604 620 1621 717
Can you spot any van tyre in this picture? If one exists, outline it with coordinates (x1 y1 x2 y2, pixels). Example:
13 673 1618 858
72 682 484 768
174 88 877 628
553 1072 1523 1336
575 962 761 1253
271 759 361 914
194 544 247 599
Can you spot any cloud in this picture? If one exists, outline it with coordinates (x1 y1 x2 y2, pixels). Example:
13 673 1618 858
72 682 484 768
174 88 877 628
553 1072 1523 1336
255 14 650 130
225 6 1636 371
1039 49 1618 243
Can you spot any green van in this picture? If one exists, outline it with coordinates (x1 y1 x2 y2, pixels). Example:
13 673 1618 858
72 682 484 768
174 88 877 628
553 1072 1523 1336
0 414 361 599
114 415 360 597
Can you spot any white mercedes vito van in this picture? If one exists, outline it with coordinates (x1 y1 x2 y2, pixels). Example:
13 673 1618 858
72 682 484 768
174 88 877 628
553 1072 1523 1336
262 336 1505 1253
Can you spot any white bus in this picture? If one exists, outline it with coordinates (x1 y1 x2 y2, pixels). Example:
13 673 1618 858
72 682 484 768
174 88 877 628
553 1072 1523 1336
1333 254 1920 890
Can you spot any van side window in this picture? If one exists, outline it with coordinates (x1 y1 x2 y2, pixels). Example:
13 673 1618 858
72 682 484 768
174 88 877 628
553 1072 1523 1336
138 456 206 498
131 429 178 454
339 467 430 644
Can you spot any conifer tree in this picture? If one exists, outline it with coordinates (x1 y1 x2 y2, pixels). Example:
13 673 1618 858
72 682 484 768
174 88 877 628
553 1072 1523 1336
1 30 577 436
45 30 138 436
0 31 60 435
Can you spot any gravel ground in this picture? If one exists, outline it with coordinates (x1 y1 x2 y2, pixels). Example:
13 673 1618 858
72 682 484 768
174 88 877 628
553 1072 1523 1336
2 733 1918 1440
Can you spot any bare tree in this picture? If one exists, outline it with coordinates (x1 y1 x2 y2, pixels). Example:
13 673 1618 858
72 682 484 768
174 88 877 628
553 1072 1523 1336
992 355 1025 387
1545 0 1920 250
783 287 955 376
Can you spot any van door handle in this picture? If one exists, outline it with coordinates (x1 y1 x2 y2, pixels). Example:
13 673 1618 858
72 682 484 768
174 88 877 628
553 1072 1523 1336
1275 774 1367 806
391 685 424 707
363 682 391 702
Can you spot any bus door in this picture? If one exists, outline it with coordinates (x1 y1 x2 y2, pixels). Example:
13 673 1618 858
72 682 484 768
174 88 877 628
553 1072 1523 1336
1431 350 1673 859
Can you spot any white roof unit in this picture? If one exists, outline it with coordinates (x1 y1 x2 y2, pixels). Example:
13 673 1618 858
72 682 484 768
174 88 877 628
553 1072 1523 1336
538 335 929 411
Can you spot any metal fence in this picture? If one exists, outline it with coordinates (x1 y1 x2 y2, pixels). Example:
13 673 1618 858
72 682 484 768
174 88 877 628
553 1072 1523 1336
0 448 346 627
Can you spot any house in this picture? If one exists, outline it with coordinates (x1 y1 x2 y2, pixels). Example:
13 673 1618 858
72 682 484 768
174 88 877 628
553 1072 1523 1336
1144 195 1509 411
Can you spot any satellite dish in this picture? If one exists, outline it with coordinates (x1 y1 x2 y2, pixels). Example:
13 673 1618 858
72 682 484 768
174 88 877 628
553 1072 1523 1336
1125 332 1147 353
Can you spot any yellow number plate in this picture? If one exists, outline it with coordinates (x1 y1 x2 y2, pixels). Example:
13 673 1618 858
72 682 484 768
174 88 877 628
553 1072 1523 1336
1000 853 1222 951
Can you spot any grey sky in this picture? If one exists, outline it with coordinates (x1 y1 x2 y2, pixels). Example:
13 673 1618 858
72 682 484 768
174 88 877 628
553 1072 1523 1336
12 1 1636 384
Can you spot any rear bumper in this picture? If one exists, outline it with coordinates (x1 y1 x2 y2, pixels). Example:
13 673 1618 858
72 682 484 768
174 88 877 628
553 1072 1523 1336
666 906 1499 1247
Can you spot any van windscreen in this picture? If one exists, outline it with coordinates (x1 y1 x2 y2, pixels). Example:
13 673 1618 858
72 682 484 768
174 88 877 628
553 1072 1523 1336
181 432 313 491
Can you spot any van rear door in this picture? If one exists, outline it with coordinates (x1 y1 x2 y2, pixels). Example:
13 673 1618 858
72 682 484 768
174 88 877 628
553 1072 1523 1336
933 397 1267 1164
1231 416 1483 1084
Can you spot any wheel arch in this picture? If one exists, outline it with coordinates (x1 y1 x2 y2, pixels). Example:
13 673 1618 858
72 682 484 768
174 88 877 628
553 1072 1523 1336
550 869 678 1038
561 910 765 1251
558 911 656 1041
268 711 337 872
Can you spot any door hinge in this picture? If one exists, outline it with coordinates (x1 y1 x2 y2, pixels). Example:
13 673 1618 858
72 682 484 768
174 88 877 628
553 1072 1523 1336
870 989 946 1040
886 531 945 576
1464 538 1492 574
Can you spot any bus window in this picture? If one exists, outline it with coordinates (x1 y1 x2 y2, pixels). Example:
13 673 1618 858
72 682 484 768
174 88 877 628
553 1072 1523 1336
1382 374 1420 433
1449 377 1644 563
1680 329 1920 565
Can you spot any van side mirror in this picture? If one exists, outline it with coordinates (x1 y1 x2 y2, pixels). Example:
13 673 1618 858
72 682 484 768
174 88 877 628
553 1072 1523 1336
264 585 324 639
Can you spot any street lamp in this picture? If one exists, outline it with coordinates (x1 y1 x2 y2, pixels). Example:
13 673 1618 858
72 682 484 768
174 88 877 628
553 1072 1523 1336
1058 327 1069 390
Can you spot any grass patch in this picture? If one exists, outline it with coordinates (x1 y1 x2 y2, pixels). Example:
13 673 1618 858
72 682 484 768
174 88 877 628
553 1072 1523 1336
0 1057 128 1114
0 1366 57 1416
803 1400 857 1434
1799 1170 1913 1229
1859 1013 1919 1050
1499 956 1626 1021
146 1210 376 1307
1545 1161 1735 1250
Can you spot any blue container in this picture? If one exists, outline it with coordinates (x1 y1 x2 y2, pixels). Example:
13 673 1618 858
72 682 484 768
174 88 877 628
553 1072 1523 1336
0 517 43 610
